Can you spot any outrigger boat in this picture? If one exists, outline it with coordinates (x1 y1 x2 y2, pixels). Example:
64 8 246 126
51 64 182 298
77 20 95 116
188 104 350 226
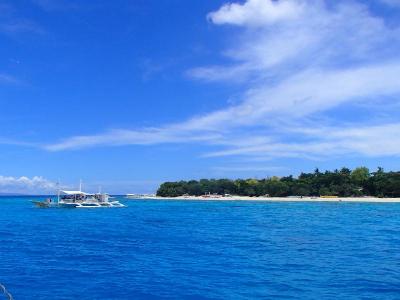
58 190 125 208
33 182 125 208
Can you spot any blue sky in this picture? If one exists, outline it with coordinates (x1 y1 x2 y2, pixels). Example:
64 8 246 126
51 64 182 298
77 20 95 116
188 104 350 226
1 0 400 194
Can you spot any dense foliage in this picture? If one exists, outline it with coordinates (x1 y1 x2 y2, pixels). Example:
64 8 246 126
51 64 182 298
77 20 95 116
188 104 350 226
156 167 400 198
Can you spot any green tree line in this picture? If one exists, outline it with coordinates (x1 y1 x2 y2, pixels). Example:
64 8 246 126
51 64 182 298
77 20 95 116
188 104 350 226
156 167 400 198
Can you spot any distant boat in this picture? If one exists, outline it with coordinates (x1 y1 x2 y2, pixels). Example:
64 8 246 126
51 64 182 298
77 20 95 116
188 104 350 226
32 198 57 208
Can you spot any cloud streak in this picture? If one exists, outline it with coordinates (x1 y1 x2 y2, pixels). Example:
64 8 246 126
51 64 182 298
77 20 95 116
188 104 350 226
44 0 400 162
45 127 223 151
31 0 80 12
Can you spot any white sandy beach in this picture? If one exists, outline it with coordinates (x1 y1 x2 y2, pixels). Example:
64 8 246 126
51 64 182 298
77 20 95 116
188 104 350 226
129 196 400 203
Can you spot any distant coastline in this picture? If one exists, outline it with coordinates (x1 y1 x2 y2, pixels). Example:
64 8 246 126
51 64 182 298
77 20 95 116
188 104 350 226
128 195 400 203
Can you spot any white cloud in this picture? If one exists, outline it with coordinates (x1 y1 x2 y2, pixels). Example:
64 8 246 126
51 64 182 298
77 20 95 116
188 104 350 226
45 0 400 163
0 176 57 194
245 62 400 117
207 0 304 27
195 1 396 82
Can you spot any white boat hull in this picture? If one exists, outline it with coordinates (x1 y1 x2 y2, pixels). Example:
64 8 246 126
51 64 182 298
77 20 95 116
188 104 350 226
73 201 125 208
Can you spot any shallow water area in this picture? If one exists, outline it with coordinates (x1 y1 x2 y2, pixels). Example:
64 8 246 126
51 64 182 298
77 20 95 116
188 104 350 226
1 196 400 299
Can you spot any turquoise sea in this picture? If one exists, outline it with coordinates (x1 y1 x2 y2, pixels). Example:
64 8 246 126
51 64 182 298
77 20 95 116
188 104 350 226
0 196 400 299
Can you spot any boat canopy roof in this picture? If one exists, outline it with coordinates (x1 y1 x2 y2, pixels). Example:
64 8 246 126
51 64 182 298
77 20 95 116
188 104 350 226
60 190 90 195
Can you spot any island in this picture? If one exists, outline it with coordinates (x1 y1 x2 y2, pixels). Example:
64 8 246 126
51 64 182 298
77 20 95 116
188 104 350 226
155 167 400 200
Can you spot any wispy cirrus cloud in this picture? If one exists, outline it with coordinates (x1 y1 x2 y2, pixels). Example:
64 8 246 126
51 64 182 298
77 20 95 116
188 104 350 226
31 0 80 12
0 73 19 85
0 137 35 147
44 127 223 151
379 0 400 7
45 0 400 162
205 123 400 159
0 20 45 35
212 165 287 173
0 1 45 35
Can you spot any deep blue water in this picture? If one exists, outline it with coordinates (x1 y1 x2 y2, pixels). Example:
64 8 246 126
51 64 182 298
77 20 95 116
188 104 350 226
1 197 400 299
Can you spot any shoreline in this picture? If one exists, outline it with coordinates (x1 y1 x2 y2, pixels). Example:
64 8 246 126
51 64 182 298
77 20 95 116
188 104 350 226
127 196 400 203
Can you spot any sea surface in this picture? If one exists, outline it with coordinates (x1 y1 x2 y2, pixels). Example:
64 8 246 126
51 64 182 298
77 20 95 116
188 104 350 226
0 197 400 299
